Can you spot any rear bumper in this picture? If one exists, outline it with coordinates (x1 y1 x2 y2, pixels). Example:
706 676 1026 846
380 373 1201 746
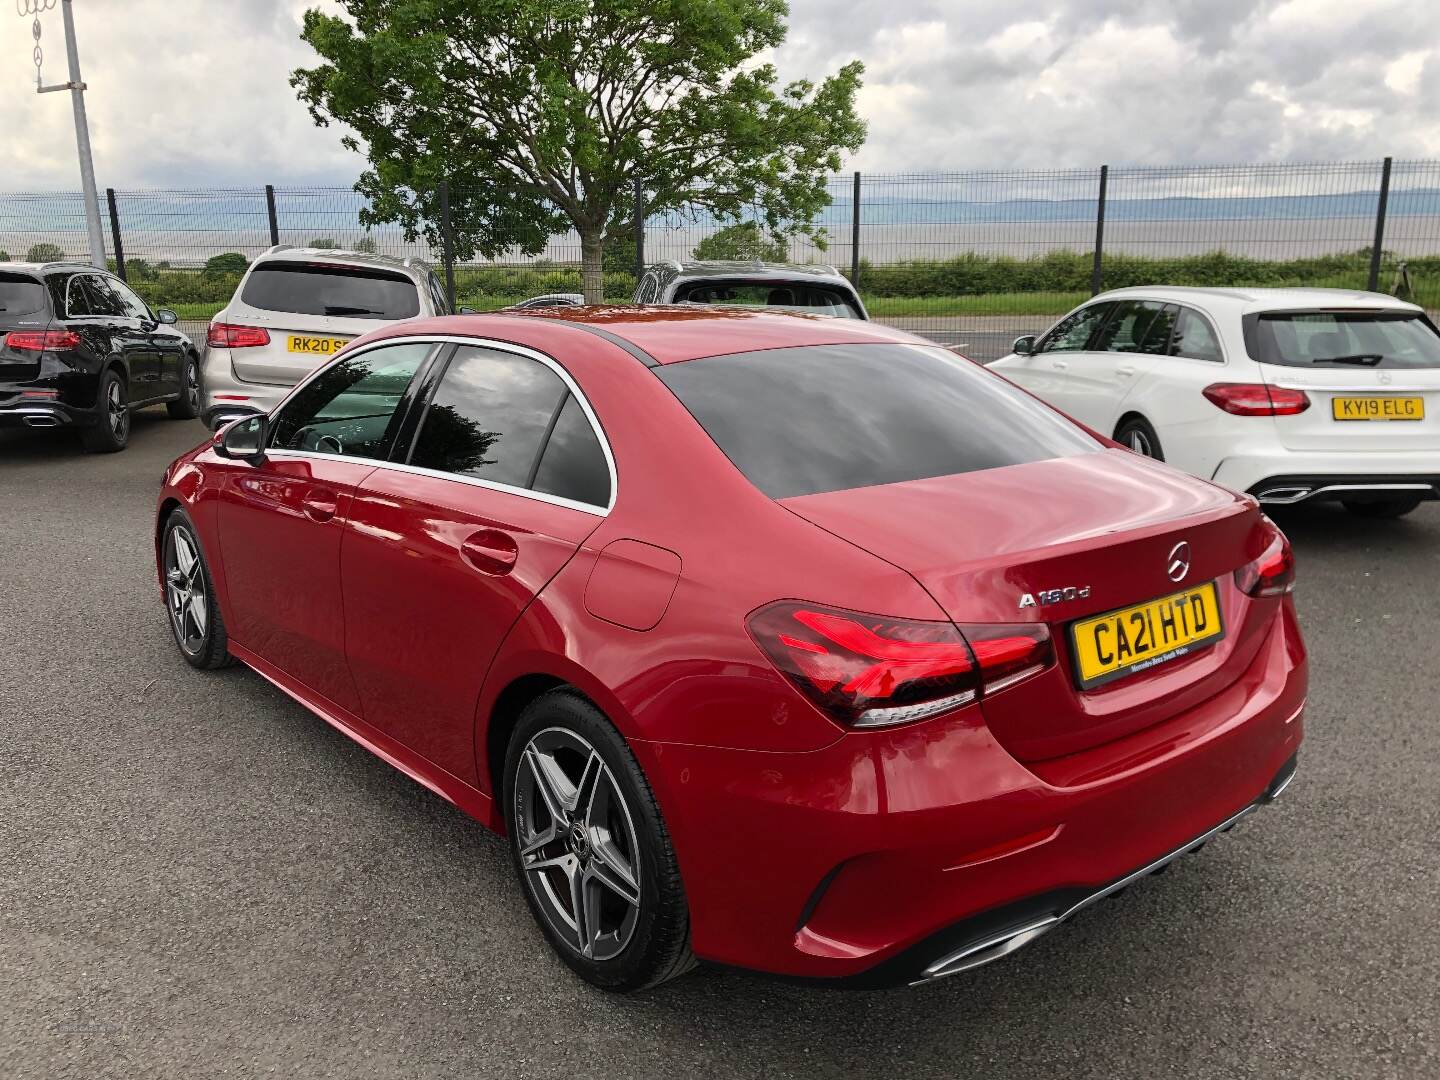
0 399 96 429
1244 473 1440 506
199 346 293 416
1211 450 1440 501
634 599 1306 982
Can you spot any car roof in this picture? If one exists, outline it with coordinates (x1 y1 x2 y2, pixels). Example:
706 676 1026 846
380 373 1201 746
654 260 849 283
1093 285 1424 317
0 261 98 276
252 245 430 279
356 305 928 365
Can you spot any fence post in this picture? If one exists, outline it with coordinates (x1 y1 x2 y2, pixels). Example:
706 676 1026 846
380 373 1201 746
1368 156 1393 292
105 188 126 281
850 171 862 288
633 175 645 281
1091 165 1108 296
438 180 456 312
265 184 280 247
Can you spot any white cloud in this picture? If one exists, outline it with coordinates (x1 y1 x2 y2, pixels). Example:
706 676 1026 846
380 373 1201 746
1 0 1437 191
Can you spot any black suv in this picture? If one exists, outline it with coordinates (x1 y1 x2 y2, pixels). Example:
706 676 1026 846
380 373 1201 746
0 261 199 452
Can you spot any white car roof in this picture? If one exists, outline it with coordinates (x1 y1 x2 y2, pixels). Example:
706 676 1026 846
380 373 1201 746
1093 285 1423 318
252 245 430 280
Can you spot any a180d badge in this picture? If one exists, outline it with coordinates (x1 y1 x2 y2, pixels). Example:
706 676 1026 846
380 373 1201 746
1018 585 1091 610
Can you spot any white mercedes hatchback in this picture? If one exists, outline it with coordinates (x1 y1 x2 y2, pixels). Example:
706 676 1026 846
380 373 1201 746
991 287 1440 518
201 246 451 421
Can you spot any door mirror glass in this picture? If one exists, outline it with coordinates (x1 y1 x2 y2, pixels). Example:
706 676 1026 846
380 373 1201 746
156 308 179 324
1012 335 1037 356
215 414 268 464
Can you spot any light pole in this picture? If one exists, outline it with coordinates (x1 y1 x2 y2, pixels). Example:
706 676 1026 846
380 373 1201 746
27 0 106 268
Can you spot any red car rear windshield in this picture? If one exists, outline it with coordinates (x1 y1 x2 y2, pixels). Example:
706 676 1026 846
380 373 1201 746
241 262 420 320
656 343 1099 499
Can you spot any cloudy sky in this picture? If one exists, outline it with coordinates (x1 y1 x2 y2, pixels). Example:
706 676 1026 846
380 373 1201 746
3 0 1437 191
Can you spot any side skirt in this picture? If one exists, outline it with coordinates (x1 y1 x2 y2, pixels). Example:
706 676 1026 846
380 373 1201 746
229 641 501 832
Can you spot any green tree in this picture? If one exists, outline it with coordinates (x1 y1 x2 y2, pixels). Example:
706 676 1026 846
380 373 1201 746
693 221 790 263
293 1 865 303
0 250 10 261
354 234 378 254
309 237 339 249
203 252 250 281
27 242 65 262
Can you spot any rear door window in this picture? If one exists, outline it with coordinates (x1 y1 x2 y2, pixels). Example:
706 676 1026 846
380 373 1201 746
408 346 569 488
1170 308 1224 362
1037 303 1112 353
241 262 421 320
0 273 48 317
656 343 1099 499
1243 311 1440 369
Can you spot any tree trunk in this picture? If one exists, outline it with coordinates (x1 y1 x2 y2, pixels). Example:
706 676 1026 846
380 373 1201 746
580 228 605 304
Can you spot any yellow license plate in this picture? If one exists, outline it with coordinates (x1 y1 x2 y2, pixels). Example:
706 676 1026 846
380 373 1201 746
286 335 350 356
1331 396 1425 421
1069 581 1224 690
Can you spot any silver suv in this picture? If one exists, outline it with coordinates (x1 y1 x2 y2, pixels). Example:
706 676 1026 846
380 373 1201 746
201 246 450 416
634 261 868 318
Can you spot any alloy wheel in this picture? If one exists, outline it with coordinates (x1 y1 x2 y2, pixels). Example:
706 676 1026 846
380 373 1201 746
513 727 642 961
1126 428 1154 456
107 379 129 441
185 360 200 412
164 527 209 654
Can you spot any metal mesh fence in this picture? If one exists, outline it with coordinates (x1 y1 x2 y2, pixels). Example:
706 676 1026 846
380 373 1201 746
4 158 1440 360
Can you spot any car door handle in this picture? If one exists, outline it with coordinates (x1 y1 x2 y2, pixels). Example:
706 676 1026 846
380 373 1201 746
300 488 339 523
460 529 519 576
1052 359 1069 370
1116 364 1137 377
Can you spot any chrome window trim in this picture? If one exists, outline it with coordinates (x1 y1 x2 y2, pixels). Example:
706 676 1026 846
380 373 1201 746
64 272 100 319
264 333 618 515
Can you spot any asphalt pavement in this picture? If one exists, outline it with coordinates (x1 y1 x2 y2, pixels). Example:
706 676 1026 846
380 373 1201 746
1 413 1437 1079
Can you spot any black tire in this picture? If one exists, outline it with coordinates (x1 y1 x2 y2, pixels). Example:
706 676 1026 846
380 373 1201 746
80 367 130 453
161 509 235 670
1343 498 1423 519
166 352 202 420
1115 415 1164 461
504 689 694 992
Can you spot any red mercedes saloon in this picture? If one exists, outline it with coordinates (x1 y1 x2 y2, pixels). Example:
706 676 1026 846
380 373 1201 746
155 307 1305 991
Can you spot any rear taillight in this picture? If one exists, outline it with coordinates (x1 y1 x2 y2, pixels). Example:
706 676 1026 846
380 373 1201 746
5 329 81 352
207 322 270 348
747 601 1053 729
1203 383 1310 416
1235 518 1295 598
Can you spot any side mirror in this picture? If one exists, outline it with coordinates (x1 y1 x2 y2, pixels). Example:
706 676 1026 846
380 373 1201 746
458 306 478 315
1012 335 1038 356
212 413 268 466
155 308 179 324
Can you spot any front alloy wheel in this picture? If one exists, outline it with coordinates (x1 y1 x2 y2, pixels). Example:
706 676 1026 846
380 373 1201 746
162 511 234 669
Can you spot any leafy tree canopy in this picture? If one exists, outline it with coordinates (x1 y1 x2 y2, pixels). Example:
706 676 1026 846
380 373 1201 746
293 0 865 301
27 242 65 262
203 252 250 280
693 221 790 263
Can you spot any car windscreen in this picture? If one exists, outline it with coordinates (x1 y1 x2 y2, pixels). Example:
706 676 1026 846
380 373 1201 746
0 273 48 317
1243 310 1440 369
672 280 862 319
240 262 420 320
655 343 1100 499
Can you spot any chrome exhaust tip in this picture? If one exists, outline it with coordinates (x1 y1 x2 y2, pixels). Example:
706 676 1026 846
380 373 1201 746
1257 486 1312 505
23 415 59 428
